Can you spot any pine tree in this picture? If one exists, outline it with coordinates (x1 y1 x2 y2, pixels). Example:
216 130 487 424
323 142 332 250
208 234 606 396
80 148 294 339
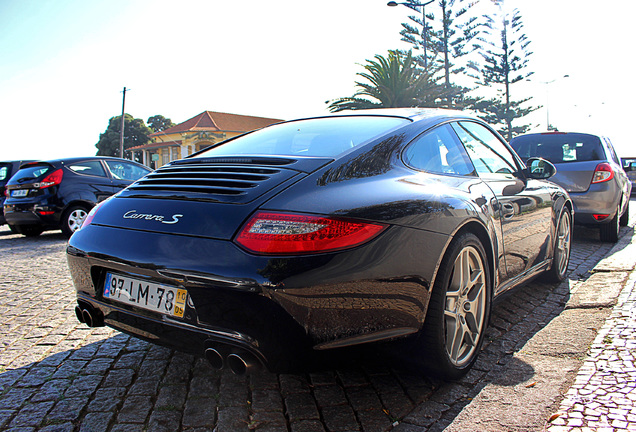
397 0 480 107
468 2 538 140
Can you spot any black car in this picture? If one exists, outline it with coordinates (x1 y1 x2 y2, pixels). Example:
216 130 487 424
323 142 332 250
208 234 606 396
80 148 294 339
67 109 572 379
1 160 34 227
4 157 151 237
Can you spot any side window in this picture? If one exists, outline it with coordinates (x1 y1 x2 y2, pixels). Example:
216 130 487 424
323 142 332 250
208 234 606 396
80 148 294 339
105 161 151 181
451 122 518 178
68 161 107 177
403 124 475 176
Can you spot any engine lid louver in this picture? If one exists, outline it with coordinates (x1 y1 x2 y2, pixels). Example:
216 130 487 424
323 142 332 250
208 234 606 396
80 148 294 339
124 163 296 203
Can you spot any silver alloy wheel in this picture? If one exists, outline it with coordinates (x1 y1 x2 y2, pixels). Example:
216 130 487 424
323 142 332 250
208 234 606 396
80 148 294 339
555 211 571 277
444 245 487 367
67 208 88 233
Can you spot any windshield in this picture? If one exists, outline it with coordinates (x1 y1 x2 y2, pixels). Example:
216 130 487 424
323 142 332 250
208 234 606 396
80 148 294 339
510 133 604 164
192 116 410 159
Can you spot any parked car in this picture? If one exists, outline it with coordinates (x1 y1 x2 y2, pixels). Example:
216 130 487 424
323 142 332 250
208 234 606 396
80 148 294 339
1 160 34 228
510 132 631 243
4 157 151 237
67 109 572 379
621 157 636 194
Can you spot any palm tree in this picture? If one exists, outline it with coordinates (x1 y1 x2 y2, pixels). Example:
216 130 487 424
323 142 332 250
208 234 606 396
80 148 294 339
327 50 443 112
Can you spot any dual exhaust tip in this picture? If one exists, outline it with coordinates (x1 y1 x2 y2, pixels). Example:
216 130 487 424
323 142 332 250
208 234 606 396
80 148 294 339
75 303 104 327
74 303 259 375
205 345 260 376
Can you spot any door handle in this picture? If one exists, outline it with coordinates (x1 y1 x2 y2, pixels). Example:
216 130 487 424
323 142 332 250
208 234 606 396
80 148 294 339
502 203 515 220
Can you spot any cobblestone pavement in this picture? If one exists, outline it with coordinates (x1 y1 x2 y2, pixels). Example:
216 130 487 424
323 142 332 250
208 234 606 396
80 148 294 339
545 230 636 430
0 201 634 432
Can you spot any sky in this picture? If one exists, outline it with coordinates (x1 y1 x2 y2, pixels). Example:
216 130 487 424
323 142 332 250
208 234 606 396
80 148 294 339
1 0 635 160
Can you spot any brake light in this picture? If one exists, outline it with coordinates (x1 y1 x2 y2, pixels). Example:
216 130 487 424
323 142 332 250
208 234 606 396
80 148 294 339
235 211 387 255
593 214 610 221
79 200 108 230
37 169 63 188
591 163 614 184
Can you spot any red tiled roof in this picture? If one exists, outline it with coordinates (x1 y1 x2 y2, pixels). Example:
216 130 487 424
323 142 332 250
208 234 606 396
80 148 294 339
149 111 284 137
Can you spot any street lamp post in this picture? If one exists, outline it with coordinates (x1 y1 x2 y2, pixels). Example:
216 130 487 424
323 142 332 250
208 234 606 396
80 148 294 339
388 0 435 71
529 75 569 130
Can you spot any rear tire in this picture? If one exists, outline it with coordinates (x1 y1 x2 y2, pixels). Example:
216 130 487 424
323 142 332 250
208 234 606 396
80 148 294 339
543 208 571 283
599 210 619 243
620 201 629 227
418 232 491 380
8 224 19 234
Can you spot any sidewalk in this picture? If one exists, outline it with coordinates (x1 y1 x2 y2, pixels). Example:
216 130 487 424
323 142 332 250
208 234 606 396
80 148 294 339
435 226 636 432
546 232 636 430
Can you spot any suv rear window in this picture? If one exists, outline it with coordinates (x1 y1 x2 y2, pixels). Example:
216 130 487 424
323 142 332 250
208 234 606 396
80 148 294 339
510 133 604 163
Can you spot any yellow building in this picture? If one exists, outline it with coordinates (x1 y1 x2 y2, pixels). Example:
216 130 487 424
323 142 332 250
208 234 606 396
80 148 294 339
131 111 284 168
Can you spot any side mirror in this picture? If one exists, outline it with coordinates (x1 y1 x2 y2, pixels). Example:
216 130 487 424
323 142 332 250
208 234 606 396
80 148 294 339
525 157 556 180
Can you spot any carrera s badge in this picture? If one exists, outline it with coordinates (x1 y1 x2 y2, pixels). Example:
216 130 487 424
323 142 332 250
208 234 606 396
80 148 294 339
123 210 183 225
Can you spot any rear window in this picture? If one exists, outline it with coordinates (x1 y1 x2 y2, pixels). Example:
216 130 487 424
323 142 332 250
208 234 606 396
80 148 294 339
510 133 604 163
192 116 410 159
11 165 51 182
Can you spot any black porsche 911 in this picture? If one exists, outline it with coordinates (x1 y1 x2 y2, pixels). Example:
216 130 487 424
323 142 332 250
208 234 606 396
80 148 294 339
67 108 572 379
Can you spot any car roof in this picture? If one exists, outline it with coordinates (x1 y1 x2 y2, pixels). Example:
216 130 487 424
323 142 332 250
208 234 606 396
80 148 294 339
19 156 140 166
297 107 479 123
511 131 603 140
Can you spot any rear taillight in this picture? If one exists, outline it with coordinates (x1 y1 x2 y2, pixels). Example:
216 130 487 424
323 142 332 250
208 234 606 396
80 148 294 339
591 163 614 184
235 211 387 255
593 214 610 221
36 169 63 188
79 200 108 230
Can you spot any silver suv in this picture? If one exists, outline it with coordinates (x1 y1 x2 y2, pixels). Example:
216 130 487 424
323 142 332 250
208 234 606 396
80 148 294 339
510 132 631 243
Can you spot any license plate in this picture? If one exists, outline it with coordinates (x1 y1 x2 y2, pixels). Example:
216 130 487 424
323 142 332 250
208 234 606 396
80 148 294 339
11 189 28 197
104 273 187 318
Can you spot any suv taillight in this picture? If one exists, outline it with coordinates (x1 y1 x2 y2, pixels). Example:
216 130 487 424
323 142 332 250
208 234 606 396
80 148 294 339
36 169 63 189
235 211 387 255
591 163 614 184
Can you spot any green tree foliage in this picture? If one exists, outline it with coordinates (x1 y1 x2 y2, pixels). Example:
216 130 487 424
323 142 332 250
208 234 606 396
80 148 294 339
468 2 538 140
147 115 175 133
326 50 444 112
95 114 152 161
398 0 479 107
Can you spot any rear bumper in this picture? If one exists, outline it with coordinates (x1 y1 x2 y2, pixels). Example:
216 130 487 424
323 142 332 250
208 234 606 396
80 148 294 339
569 182 622 225
3 202 61 228
67 224 442 371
